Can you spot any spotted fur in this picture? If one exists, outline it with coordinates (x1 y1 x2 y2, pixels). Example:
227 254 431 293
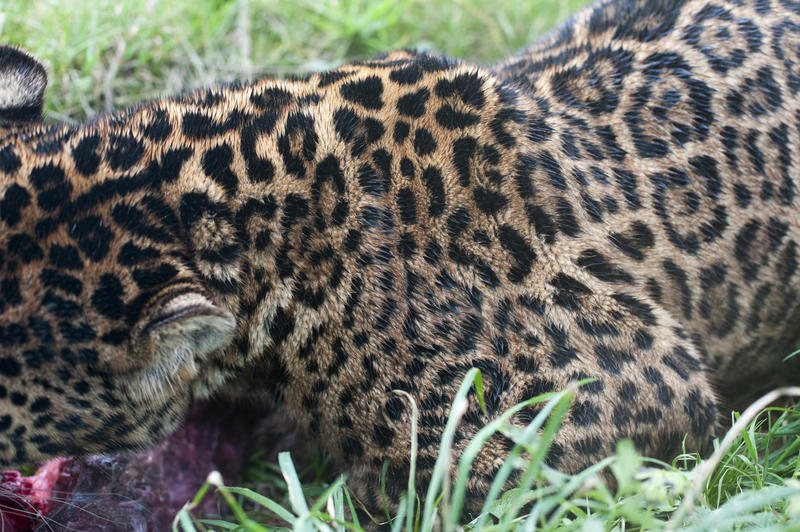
1 0 800 515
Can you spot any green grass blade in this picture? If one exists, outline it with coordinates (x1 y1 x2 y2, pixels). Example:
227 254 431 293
225 486 297 525
279 452 311 515
421 367 480 532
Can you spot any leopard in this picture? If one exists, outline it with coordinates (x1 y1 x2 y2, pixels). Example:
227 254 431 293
1 0 800 518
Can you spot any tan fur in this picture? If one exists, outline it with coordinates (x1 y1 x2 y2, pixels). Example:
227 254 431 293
1 0 799 515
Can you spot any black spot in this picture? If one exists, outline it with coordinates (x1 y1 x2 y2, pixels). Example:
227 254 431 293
553 274 592 298
545 442 564 467
546 323 577 368
49 244 82 270
577 249 633 283
59 322 96 343
613 168 641 210
143 110 173 140
685 388 715 436
414 128 437 156
8 233 44 263
424 240 442 265
362 206 395 233
71 215 113 262
571 400 601 427
278 112 316 176
662 259 692 319
514 354 539 374
634 329 654 349
619 381 639 401
10 392 26 406
612 405 631 428
613 293 657 326
0 184 30 226
330 200 349 226
182 110 244 139
539 151 565 191
372 149 393 192
344 229 362 253
644 367 673 406
689 155 722 200
435 105 480 129
327 337 350 377
42 290 81 319
397 187 418 224
202 144 238 196
30 397 51 413
333 107 359 143
54 414 86 433
111 203 174 244
314 155 346 197
527 117 553 143
421 167 445 217
636 406 662 425
40 269 82 295
446 207 471 237
91 274 125 320
356 163 382 196
28 317 53 345
241 113 277 183
384 396 406 421
453 137 478 186
525 203 557 244
279 194 309 229
498 225 535 283
662 355 689 380
72 134 102 176
473 187 508 215
269 307 295 345
251 87 296 112
117 242 160 266
375 298 398 331
340 76 384 109
434 72 485 108
363 118 385 144
0 324 27 346
575 436 604 455
556 198 581 237
0 146 21 175
1 278 21 307
107 134 144 171
390 63 423 84
397 88 429 117
393 121 410 143
0 357 21 377
594 345 633 374
29 164 72 213
317 70 351 88
609 221 655 261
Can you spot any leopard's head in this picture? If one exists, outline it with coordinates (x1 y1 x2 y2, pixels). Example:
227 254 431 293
0 46 238 465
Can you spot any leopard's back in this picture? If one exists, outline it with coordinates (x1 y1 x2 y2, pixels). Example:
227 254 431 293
494 0 800 395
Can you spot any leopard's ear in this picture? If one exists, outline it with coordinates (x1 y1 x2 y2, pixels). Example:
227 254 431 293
0 46 47 123
131 291 237 385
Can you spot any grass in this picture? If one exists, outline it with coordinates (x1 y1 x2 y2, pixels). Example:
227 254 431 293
173 373 800 531
4 0 800 530
1 0 588 122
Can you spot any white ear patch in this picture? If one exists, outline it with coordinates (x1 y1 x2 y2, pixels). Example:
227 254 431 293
0 46 47 122
131 292 237 401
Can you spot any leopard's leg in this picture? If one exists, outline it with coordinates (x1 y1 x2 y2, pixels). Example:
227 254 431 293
336 293 719 520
